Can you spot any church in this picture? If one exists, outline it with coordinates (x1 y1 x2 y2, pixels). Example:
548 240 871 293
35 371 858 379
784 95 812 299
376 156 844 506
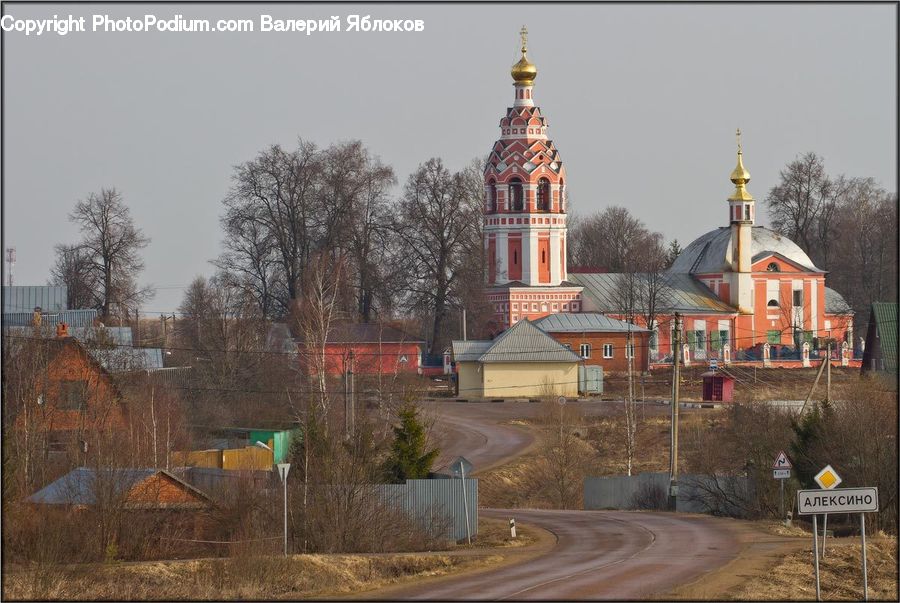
483 29 854 365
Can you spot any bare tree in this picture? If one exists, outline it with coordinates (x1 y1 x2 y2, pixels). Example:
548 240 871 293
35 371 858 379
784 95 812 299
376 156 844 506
765 152 835 259
394 158 472 355
50 244 98 310
568 206 655 272
58 189 151 318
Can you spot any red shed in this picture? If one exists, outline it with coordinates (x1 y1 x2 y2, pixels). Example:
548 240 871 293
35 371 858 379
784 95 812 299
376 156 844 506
701 371 735 402
302 323 424 376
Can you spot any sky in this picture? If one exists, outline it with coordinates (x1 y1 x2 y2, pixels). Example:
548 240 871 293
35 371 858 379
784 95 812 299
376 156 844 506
2 3 897 314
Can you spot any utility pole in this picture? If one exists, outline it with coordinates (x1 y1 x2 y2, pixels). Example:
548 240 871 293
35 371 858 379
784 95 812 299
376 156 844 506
825 341 832 404
5 247 15 286
344 350 355 439
461 308 467 341
669 312 682 511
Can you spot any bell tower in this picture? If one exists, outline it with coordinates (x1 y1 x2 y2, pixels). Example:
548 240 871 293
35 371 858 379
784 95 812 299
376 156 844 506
483 28 582 329
727 128 755 314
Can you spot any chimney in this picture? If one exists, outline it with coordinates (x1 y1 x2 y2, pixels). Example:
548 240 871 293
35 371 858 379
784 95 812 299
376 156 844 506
32 307 42 327
56 322 69 338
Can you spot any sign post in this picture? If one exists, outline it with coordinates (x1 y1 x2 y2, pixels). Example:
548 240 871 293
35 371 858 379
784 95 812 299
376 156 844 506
450 456 474 545
797 486 878 601
772 451 793 519
277 463 291 556
813 465 842 557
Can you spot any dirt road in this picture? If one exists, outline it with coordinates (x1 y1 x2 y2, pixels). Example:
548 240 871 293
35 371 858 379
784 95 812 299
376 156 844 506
378 509 740 600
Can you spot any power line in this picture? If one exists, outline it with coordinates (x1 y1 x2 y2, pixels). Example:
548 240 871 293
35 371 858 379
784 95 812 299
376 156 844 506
2 325 856 359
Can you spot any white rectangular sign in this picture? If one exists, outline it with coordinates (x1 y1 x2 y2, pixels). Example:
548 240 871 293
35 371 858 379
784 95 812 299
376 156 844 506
797 487 879 515
773 469 791 479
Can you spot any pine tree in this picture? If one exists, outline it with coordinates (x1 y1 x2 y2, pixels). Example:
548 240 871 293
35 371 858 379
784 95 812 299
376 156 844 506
383 405 439 483
665 239 683 268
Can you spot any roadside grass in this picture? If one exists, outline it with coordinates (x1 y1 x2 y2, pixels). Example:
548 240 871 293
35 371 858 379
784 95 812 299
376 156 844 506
2 552 506 600
729 536 898 601
460 516 537 549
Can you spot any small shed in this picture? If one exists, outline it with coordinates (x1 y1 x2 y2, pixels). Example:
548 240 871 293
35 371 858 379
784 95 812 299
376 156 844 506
701 371 735 402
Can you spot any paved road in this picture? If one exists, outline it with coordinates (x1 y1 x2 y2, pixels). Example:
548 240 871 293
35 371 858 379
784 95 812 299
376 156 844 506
398 400 742 600
383 508 740 600
424 401 537 475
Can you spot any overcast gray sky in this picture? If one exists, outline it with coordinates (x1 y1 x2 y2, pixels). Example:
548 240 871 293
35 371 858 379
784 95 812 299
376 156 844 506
3 3 896 313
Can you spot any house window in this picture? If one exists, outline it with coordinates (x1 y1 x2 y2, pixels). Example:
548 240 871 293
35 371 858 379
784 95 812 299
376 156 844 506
792 290 803 307
626 342 635 358
532 303 538 311
58 380 87 411
767 262 780 272
602 344 613 358
580 343 592 359
744 205 751 221
488 181 497 212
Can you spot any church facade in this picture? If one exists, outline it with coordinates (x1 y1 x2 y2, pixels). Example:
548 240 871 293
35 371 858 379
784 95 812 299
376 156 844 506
483 31 854 364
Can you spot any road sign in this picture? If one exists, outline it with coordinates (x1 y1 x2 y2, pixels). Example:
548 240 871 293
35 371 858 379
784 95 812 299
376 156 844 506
772 450 792 469
449 456 473 477
399 354 408 364
797 487 879 515
814 465 842 489
773 469 791 479
557 396 567 406
277 463 291 482
709 359 718 371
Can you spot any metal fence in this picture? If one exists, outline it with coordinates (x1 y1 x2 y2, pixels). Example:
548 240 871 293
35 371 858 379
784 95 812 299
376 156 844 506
374 478 478 542
2 285 68 313
584 472 755 517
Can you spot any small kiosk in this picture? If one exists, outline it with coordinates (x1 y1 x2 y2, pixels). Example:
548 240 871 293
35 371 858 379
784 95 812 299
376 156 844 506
701 371 735 402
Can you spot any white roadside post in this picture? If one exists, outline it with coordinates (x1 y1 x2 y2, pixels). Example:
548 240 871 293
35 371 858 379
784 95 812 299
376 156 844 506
797 485 878 602
277 463 291 556
509 518 516 539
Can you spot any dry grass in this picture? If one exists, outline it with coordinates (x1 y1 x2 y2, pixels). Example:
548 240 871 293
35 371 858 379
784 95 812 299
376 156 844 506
461 517 537 549
730 536 898 601
2 552 505 600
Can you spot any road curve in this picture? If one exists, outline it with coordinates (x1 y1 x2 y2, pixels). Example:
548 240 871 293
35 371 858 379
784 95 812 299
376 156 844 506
380 508 740 600
402 401 743 600
424 401 535 475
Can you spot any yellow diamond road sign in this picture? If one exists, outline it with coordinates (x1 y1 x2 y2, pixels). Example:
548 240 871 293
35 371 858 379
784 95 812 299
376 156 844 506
814 465 842 490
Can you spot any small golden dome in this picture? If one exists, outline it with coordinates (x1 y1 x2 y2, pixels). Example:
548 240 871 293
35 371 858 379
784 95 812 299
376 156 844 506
730 151 750 185
511 26 537 86
729 128 754 201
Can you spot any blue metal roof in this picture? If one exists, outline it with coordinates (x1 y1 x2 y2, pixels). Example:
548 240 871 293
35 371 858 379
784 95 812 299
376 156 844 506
2 286 68 313
28 468 155 505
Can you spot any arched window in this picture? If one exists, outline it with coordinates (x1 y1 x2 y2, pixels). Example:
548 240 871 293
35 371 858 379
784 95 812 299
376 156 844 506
537 178 550 211
559 178 566 211
767 262 780 272
767 299 779 308
509 178 524 211
488 180 497 212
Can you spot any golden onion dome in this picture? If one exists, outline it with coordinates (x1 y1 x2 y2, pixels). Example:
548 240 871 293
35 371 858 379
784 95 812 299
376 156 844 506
511 26 537 86
730 151 750 185
729 128 754 201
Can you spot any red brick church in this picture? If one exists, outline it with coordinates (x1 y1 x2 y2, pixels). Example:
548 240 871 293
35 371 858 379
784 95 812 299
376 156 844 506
483 29 854 365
